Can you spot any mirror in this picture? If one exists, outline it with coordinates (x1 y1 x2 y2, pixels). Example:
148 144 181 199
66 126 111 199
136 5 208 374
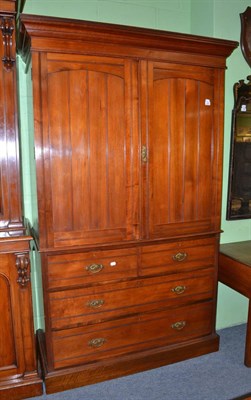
227 77 251 219
226 6 251 220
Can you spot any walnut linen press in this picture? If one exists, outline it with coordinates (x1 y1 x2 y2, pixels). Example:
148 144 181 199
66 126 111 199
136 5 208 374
19 14 237 394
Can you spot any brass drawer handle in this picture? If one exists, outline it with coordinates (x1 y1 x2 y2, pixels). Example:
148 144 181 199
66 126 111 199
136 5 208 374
86 263 104 274
88 337 107 348
171 285 186 295
171 321 186 330
87 299 105 309
172 252 187 262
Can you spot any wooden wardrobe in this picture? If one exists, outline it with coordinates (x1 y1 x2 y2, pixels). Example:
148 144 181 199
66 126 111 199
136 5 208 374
19 14 237 394
0 1 42 399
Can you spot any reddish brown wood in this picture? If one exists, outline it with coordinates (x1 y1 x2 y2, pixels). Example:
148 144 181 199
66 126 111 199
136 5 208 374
140 236 216 276
146 63 224 239
245 302 251 367
19 14 238 393
19 14 237 62
49 268 214 330
219 243 251 297
232 395 251 400
0 240 43 399
51 301 214 369
219 241 251 367
0 381 42 400
0 7 23 233
0 2 42 398
0 0 15 13
46 247 138 289
41 330 219 395
34 53 139 249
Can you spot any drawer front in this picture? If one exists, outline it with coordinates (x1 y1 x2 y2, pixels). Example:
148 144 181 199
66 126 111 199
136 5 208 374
140 237 216 276
51 301 214 369
49 269 215 330
47 248 138 289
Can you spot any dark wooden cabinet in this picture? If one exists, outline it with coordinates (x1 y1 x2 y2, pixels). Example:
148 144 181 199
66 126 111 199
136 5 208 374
19 14 238 394
0 1 42 399
0 239 42 400
0 1 22 234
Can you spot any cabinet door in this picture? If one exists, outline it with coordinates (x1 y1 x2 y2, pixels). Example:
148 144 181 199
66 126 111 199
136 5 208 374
0 254 25 379
141 61 223 239
34 54 139 248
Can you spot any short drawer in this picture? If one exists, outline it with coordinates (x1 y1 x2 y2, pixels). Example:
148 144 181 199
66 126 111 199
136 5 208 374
140 237 216 276
47 248 138 289
51 301 214 369
49 269 215 330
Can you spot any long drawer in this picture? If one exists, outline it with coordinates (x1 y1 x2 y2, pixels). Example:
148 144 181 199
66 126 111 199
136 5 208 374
46 237 217 290
51 301 214 369
47 248 138 289
49 268 215 330
140 237 216 276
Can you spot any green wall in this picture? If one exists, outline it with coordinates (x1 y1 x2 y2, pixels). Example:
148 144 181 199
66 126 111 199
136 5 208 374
213 0 250 329
19 0 251 330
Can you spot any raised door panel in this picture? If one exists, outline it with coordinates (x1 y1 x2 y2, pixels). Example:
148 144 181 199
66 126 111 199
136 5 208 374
0 254 24 379
142 62 223 239
0 14 23 233
0 273 16 369
35 54 139 249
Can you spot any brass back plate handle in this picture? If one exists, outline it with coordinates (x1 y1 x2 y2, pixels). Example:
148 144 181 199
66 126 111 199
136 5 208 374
171 321 186 330
172 252 187 262
86 263 104 274
171 285 186 295
87 299 105 308
88 337 107 348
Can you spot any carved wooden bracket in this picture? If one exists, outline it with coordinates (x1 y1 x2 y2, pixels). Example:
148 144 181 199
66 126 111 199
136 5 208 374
15 253 30 287
0 16 15 71
233 75 251 108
